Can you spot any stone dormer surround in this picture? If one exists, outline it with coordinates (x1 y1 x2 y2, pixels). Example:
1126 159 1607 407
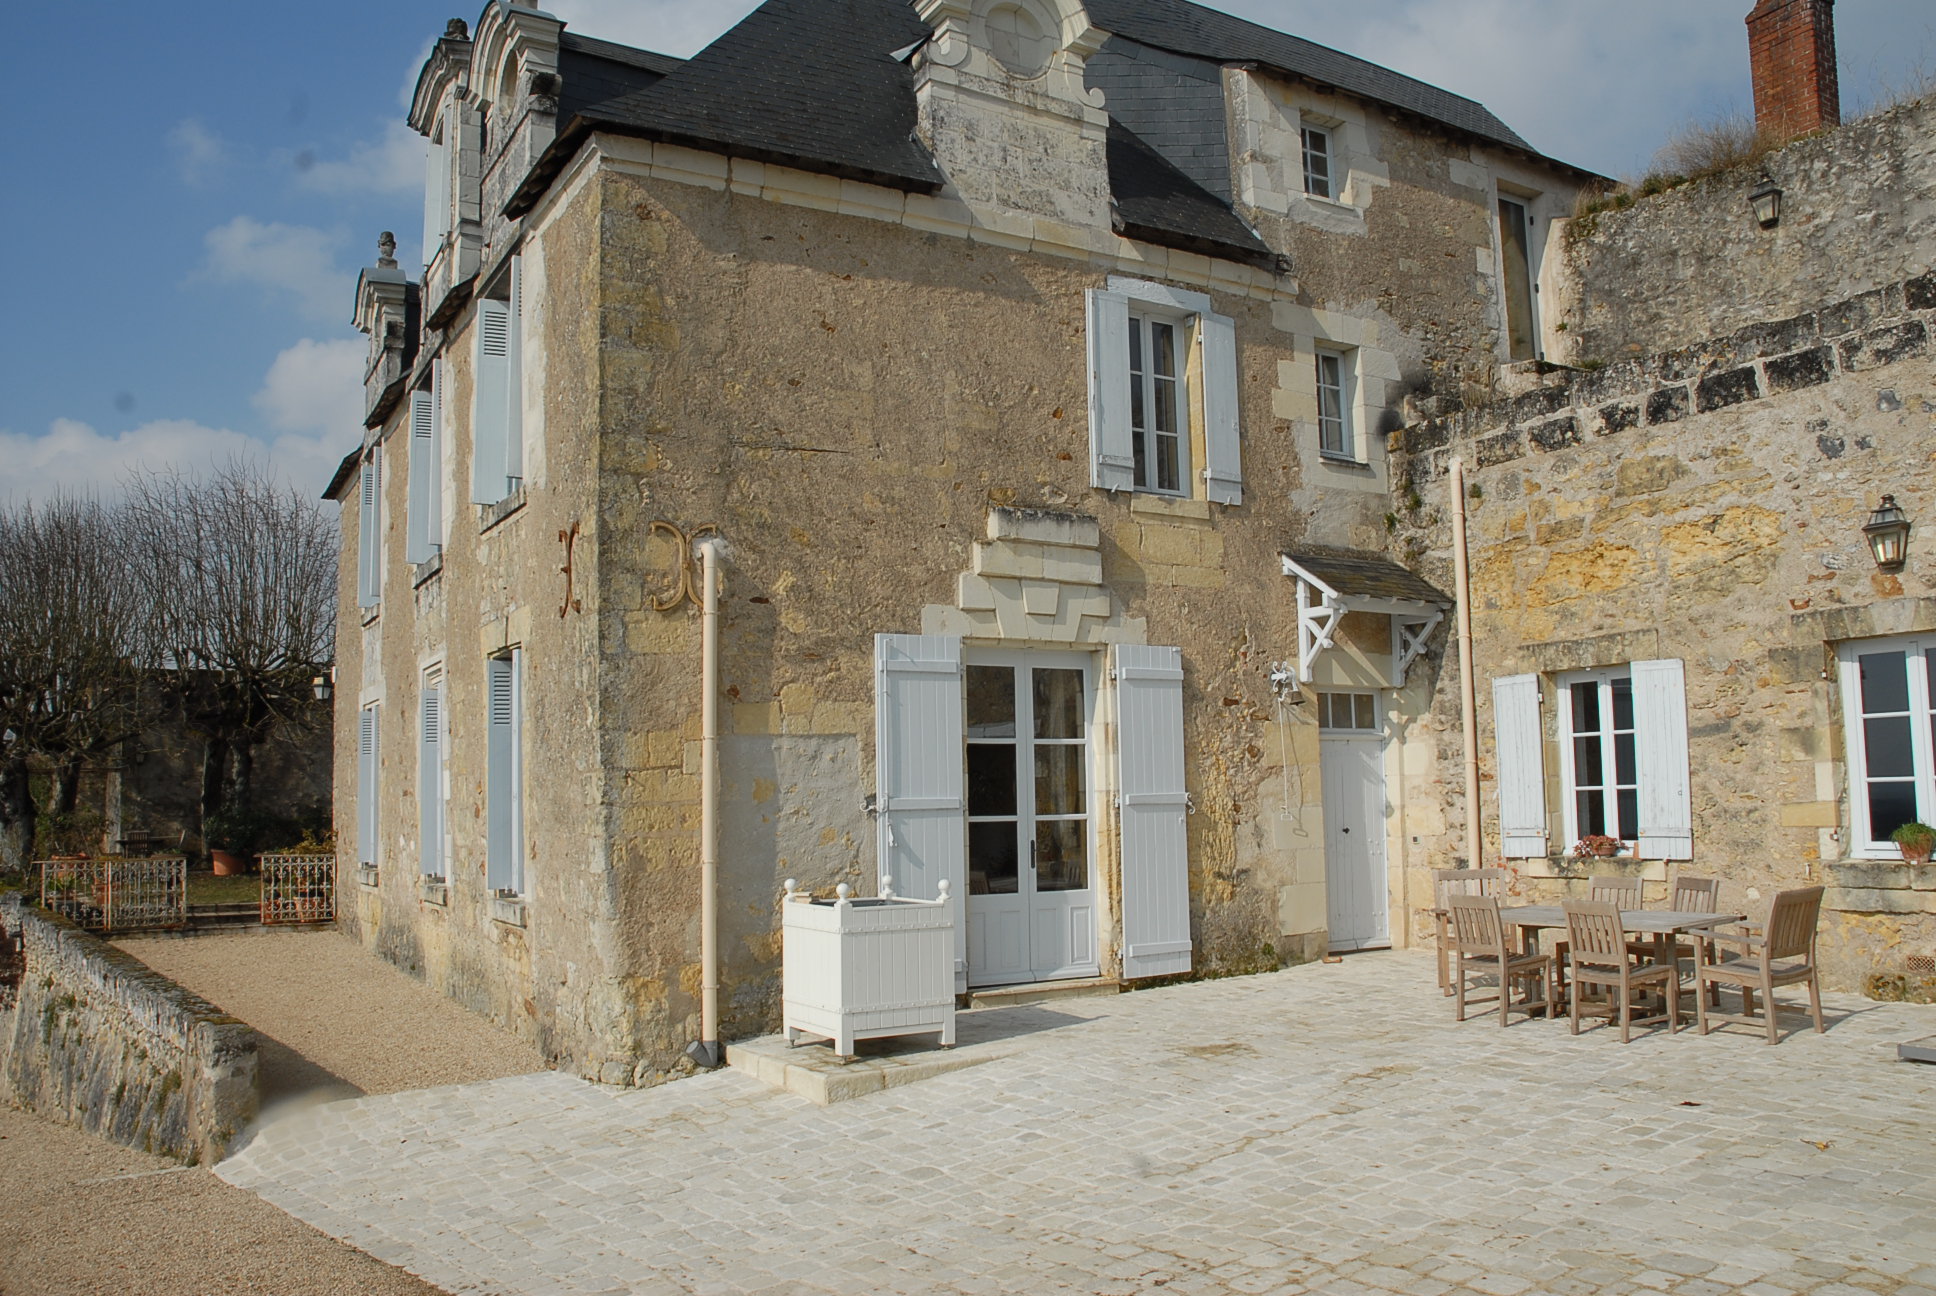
352 234 418 438
411 19 480 326
468 2 562 268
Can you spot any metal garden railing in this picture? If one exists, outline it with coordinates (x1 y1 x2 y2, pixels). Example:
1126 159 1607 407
37 857 188 932
259 854 335 925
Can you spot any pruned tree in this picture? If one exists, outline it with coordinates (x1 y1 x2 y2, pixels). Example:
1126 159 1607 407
0 494 156 873
123 460 338 836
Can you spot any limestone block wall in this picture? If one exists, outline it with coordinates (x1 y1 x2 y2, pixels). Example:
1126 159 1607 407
1559 95 1936 365
1393 272 1936 987
0 896 256 1163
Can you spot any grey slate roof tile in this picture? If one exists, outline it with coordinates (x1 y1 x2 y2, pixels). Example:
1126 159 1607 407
1284 546 1452 607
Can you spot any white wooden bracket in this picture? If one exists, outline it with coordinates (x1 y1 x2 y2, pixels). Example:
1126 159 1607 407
1391 612 1443 686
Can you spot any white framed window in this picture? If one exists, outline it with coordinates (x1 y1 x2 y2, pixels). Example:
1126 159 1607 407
1493 660 1691 859
356 702 381 866
405 362 445 565
1301 126 1332 200
419 663 446 879
1316 347 1355 460
423 115 451 270
1317 691 1378 733
1837 635 1936 857
356 446 384 609
471 255 525 506
1086 277 1242 505
1558 668 1639 846
486 648 525 895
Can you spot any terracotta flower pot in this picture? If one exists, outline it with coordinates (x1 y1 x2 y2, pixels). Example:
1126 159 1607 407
211 849 249 876
1900 842 1934 865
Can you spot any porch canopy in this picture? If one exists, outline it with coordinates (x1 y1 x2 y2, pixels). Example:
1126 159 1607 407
1280 547 1452 690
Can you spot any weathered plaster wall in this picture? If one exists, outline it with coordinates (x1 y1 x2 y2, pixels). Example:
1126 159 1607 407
1560 96 1936 364
0 896 256 1163
1393 271 1936 987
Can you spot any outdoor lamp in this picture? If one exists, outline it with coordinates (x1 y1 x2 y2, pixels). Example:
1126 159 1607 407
1864 495 1911 569
1750 174 1782 229
312 670 335 702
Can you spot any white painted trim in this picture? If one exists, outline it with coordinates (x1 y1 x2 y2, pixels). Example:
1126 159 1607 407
1838 634 1936 858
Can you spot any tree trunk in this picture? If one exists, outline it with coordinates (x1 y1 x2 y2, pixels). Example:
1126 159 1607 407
0 758 36 876
226 740 257 818
199 735 230 846
50 757 84 817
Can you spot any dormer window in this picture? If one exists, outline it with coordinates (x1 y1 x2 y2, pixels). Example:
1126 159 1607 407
423 114 450 268
1301 126 1332 199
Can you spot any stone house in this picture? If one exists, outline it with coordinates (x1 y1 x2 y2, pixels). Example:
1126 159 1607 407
330 0 1620 1083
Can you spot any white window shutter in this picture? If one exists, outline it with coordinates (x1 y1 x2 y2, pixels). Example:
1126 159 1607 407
1492 673 1548 858
422 130 449 267
357 456 380 608
419 674 443 876
472 297 512 504
1086 288 1135 491
1115 644 1193 979
875 634 967 991
506 256 524 482
1632 658 1694 859
357 706 378 865
1199 311 1243 505
406 387 437 565
486 653 521 892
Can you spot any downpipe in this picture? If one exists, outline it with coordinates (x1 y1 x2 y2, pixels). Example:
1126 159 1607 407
1449 457 1483 869
687 537 725 1071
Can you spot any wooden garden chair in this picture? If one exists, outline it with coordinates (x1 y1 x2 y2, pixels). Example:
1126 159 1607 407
1563 899 1680 1042
1695 886 1826 1044
1433 867 1509 994
1660 876 1722 1003
1447 893 1554 1026
1554 875 1644 993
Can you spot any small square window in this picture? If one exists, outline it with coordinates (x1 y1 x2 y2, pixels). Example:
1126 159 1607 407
1301 127 1332 200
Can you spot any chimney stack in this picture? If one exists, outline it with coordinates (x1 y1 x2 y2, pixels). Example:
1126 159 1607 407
1747 0 1841 142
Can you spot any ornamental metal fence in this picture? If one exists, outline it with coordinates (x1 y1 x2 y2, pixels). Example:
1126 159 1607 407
260 854 335 925
38 857 188 932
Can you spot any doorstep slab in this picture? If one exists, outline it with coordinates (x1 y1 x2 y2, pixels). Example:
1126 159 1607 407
725 1035 994 1105
1902 1034 1936 1063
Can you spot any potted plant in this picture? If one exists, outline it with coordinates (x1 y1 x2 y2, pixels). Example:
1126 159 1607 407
203 809 272 876
1571 834 1621 859
1892 821 1936 865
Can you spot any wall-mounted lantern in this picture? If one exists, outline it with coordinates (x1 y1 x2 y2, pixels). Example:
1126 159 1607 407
1864 495 1911 569
311 669 335 702
1750 174 1783 229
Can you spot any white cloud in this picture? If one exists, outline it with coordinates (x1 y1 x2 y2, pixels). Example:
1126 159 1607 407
544 0 760 59
296 121 427 196
255 338 367 439
167 118 227 185
198 217 350 324
0 418 350 504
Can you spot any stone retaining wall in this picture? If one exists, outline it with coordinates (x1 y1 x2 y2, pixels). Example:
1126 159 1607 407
0 893 256 1163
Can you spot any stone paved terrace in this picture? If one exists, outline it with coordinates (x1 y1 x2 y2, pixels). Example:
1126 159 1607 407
218 952 1936 1296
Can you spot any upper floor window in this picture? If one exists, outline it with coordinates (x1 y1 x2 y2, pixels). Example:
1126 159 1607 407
1301 126 1333 200
1315 347 1355 460
472 255 526 506
406 361 445 565
356 446 384 610
1497 195 1538 362
1837 636 1936 857
1086 277 1242 505
423 115 451 270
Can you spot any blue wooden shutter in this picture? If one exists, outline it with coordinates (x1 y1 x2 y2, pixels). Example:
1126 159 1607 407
486 653 522 892
1086 288 1135 491
357 454 381 608
875 634 967 991
429 359 445 544
406 387 437 564
1115 644 1193 979
419 670 443 877
357 705 379 864
472 298 512 503
1199 311 1243 505
1632 658 1693 859
1492 673 1548 859
505 255 524 483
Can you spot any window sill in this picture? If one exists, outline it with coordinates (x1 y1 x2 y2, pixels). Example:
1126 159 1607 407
356 864 380 889
420 876 449 907
412 551 444 589
1317 451 1371 471
490 893 527 928
360 605 381 627
479 485 527 535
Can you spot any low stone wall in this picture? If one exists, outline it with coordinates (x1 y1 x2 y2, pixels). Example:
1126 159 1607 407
0 894 256 1163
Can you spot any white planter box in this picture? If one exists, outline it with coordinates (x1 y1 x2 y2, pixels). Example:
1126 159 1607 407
782 879 956 1057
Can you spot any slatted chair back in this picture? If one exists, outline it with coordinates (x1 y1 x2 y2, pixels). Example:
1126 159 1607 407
1563 899 1628 967
1765 886 1824 961
1434 867 1509 909
1446 894 1505 957
1588 876 1642 906
1671 876 1720 913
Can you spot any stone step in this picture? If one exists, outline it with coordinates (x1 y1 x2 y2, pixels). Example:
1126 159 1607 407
965 975 1121 1011
1902 1035 1936 1063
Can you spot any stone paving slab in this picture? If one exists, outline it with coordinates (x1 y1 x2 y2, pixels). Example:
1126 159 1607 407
217 953 1936 1296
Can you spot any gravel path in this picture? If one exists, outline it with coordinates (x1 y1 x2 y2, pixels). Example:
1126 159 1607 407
0 1102 446 1296
116 927 549 1103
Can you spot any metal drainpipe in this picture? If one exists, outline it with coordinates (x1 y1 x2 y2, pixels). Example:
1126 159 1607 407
688 537 725 1070
1450 457 1484 869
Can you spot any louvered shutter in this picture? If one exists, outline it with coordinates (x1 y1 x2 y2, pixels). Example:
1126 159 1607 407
422 128 449 267
486 653 522 892
875 634 967 991
1199 311 1243 505
1086 288 1135 491
429 359 445 545
472 297 511 503
1115 644 1192 979
406 387 437 564
357 705 378 864
1632 658 1694 859
506 256 524 482
357 455 380 607
1492 673 1548 859
419 672 443 876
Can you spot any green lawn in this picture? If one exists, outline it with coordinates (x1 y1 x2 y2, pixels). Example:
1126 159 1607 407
186 871 261 906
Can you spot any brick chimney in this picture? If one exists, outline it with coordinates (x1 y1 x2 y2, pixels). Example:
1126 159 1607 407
1747 0 1841 142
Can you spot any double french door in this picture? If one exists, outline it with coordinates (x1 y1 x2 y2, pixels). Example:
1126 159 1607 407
964 651 1100 986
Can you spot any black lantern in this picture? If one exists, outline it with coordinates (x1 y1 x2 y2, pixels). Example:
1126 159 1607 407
1750 174 1783 229
311 671 334 702
1864 495 1911 569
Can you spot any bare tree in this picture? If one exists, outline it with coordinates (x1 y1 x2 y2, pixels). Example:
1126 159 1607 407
0 495 155 873
123 461 338 837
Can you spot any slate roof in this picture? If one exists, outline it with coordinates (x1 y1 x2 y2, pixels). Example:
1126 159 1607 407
1283 546 1452 608
1107 121 1271 265
557 33 684 124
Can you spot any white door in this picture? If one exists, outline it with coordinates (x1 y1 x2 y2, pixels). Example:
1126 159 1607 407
1319 691 1390 952
965 651 1100 986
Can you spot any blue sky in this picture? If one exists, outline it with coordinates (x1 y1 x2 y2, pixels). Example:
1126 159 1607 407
3 0 1930 501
